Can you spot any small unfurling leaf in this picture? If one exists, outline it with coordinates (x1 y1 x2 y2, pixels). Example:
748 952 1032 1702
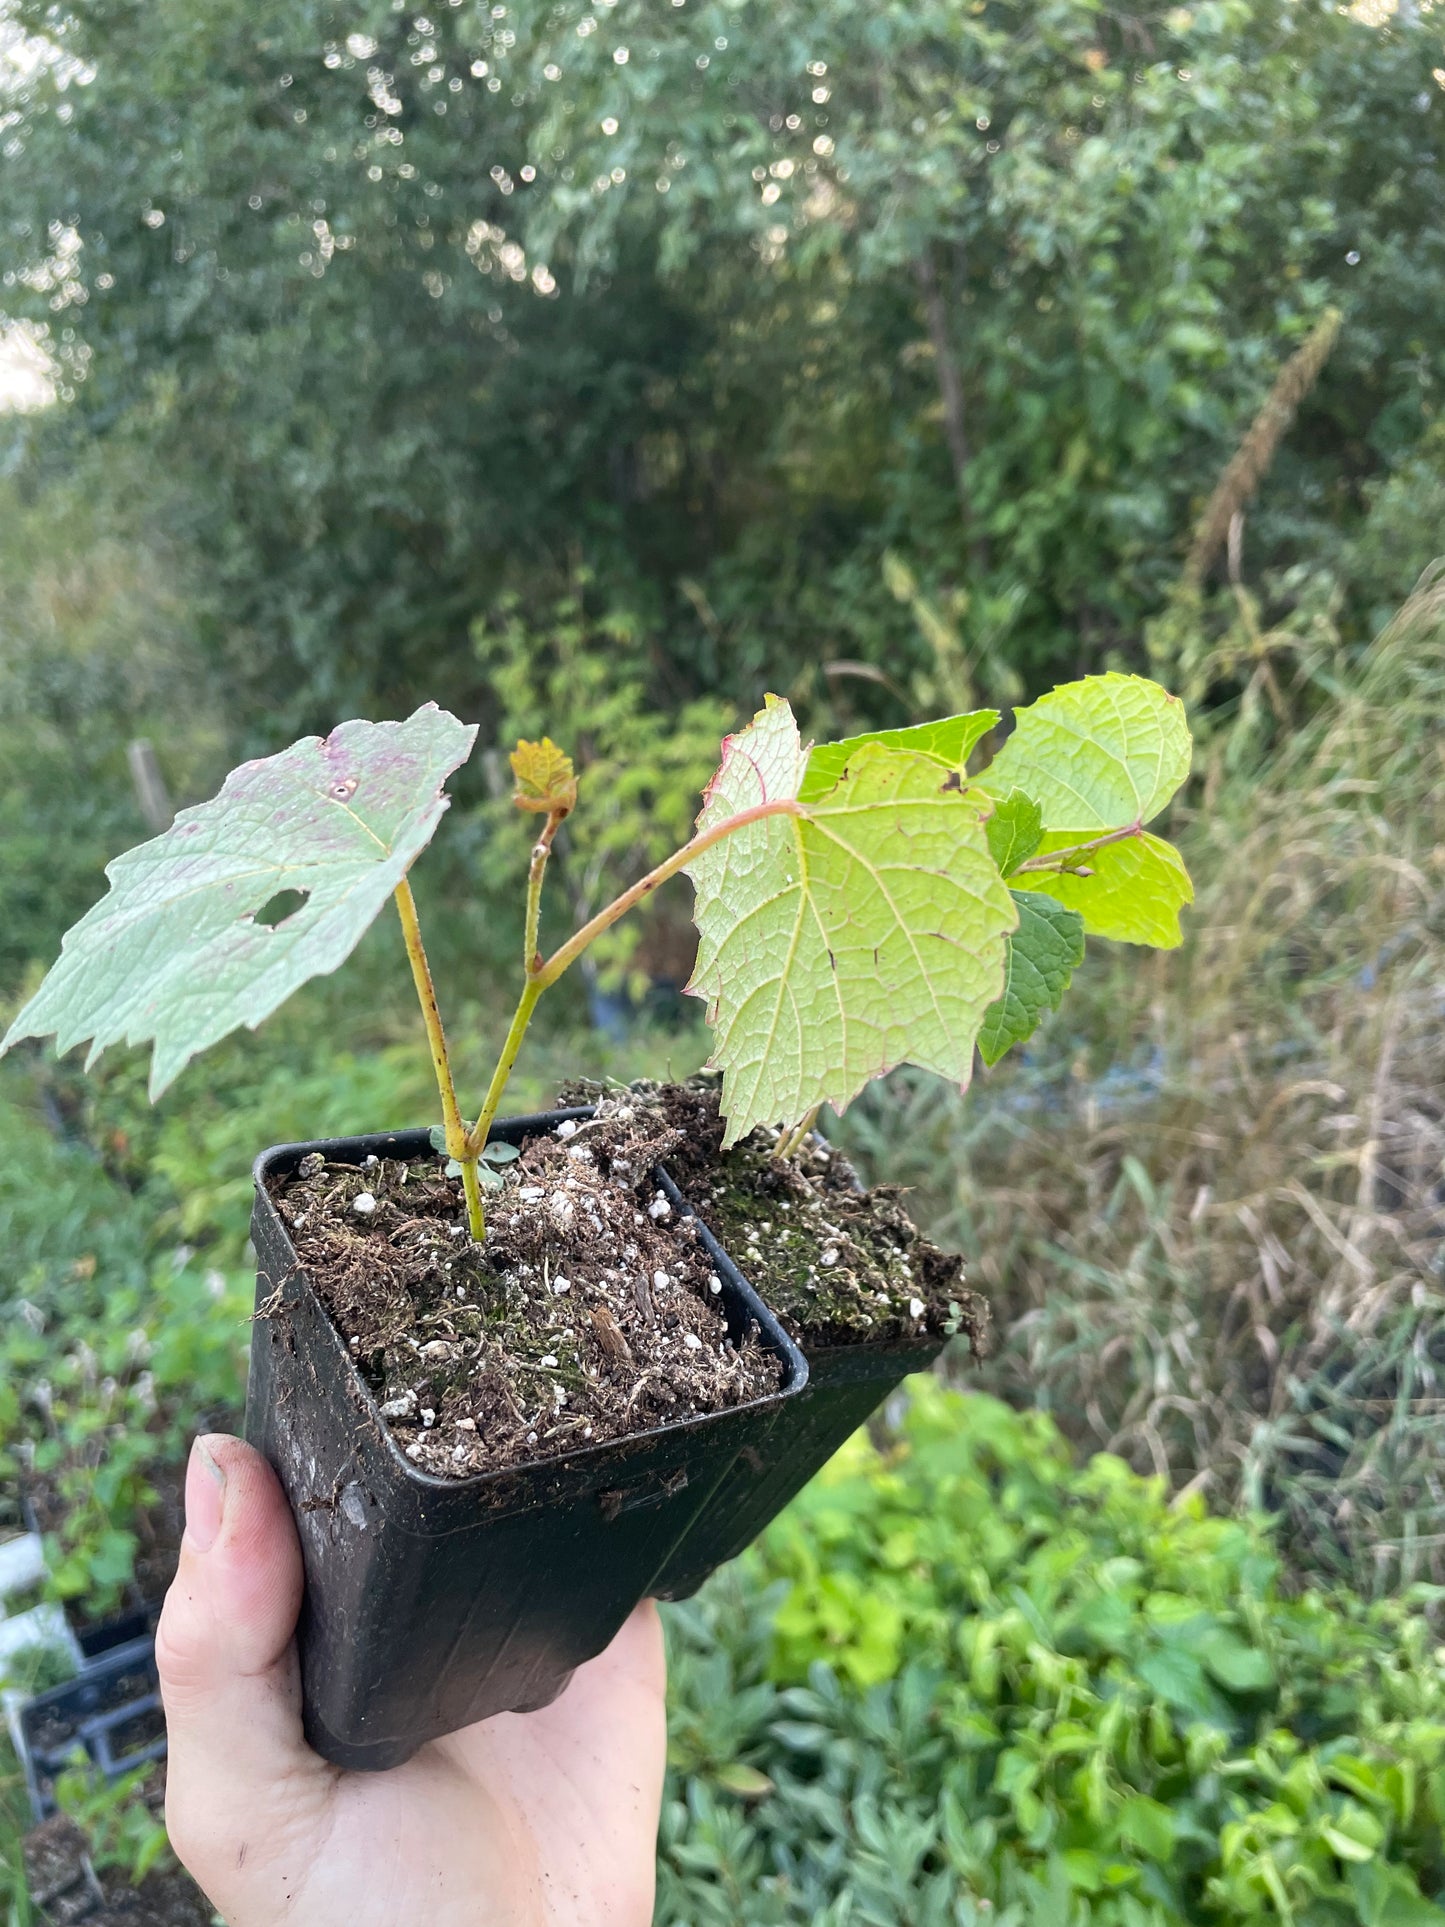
510 736 578 815
984 789 1044 877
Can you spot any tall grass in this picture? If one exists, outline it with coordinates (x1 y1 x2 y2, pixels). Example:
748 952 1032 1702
839 572 1445 1595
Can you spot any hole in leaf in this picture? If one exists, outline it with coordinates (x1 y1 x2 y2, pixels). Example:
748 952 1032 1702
255 888 311 929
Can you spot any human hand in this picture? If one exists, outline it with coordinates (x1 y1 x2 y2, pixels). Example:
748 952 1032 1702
155 1435 666 1927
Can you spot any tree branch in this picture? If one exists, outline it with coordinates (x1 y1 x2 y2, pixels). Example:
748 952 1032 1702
915 245 989 573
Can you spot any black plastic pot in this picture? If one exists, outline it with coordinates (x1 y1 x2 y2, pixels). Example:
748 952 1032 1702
650 1333 942 1602
244 1111 808 1771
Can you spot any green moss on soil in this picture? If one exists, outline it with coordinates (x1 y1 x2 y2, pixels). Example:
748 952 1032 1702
564 1080 989 1355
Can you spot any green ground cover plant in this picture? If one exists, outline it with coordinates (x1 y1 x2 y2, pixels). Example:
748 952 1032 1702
0 1070 250 1612
0 1750 35 1927
661 1382 1445 1926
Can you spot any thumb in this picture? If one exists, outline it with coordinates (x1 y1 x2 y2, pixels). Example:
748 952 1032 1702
156 1435 331 1882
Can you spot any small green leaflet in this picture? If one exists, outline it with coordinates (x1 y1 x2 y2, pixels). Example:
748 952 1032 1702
429 1127 520 1183
979 673 1194 948
686 698 1017 1145
984 673 1191 829
978 891 1086 1067
474 1140 521 1187
984 790 1043 877
800 709 998 802
1116 1795 1177 1862
3 706 478 1097
1026 831 1193 948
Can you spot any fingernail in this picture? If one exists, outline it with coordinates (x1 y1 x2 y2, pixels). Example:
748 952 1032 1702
185 1437 227 1553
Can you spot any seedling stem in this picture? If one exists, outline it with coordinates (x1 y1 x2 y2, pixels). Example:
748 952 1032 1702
394 877 484 1237
460 793 803 1235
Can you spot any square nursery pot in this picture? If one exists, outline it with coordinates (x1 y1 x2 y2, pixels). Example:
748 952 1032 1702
244 1110 808 1772
649 1331 942 1603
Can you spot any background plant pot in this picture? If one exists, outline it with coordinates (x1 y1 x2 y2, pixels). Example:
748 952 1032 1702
243 1112 808 1772
650 1332 942 1603
9 1632 165 1822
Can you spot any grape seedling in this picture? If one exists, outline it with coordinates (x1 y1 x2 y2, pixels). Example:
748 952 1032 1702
3 675 1193 1241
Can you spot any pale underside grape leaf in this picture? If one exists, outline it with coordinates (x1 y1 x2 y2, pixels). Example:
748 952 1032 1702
978 891 1086 1067
800 709 999 802
685 698 1017 1145
983 673 1191 830
2 705 478 1096
984 789 1044 877
1023 830 1194 948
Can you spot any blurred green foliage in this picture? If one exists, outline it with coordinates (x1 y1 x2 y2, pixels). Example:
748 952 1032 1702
0 449 229 980
51 1763 172 1888
1 0 1442 1003
2 0 1443 737
664 1382 1445 1924
0 1064 251 1610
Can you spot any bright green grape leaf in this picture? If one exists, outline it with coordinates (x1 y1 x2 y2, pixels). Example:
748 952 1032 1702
686 698 1017 1145
1025 831 1194 948
800 709 999 802
985 789 1044 876
978 891 1085 1067
983 673 1191 830
2 705 477 1096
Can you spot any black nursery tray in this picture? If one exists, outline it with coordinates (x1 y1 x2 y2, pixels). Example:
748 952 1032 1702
245 1110 810 1771
12 1633 166 1822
